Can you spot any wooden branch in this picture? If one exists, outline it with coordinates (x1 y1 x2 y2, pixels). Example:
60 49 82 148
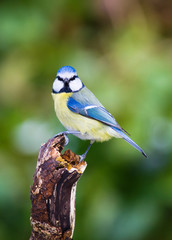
30 134 87 240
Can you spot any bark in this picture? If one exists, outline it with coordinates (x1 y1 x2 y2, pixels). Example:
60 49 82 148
30 134 87 240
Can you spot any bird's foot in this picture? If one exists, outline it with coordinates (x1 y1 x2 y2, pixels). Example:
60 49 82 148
53 130 81 146
79 153 87 162
53 132 69 146
79 140 95 161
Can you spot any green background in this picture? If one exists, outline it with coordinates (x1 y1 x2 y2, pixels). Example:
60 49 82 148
0 1 172 239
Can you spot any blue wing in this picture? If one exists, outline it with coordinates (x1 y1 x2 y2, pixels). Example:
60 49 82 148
67 87 147 157
67 94 128 134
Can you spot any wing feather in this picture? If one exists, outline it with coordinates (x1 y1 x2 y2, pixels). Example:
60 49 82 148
67 94 129 134
67 87 147 157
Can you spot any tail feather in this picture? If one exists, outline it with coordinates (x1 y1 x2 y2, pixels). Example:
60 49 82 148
113 128 147 158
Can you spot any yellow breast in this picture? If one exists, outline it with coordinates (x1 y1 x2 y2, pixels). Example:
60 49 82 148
52 92 113 142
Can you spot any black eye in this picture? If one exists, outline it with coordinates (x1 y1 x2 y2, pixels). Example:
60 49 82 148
57 76 63 81
70 76 76 81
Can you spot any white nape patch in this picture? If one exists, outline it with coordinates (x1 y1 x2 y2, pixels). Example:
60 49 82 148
58 72 76 79
52 79 64 93
69 78 83 92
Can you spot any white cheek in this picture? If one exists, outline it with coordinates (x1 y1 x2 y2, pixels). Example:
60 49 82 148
53 79 64 92
69 78 83 92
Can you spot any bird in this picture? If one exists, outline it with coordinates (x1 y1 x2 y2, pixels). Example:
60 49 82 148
52 65 147 160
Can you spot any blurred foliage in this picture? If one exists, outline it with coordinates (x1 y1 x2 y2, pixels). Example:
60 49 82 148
0 0 172 239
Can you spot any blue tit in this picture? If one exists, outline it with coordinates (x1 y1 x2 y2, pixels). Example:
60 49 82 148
52 66 147 160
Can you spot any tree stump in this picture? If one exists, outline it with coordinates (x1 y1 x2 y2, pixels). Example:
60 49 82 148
30 134 87 240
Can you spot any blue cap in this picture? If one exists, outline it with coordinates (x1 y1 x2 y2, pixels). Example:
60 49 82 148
57 66 76 74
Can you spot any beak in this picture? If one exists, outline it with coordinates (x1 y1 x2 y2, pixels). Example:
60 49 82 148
64 78 69 83
64 78 69 87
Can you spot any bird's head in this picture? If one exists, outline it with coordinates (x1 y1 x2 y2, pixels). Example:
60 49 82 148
52 66 84 93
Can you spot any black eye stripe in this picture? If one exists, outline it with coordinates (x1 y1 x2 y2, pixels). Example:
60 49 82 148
57 76 63 81
69 76 76 81
56 75 78 81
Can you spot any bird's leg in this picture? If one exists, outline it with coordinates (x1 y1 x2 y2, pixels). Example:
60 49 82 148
79 140 95 161
53 130 81 146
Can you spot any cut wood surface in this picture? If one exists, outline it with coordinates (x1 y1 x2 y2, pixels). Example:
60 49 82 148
30 134 87 240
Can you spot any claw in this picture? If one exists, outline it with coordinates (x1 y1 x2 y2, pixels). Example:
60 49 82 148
64 135 69 146
53 130 81 147
79 153 87 162
53 132 69 146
